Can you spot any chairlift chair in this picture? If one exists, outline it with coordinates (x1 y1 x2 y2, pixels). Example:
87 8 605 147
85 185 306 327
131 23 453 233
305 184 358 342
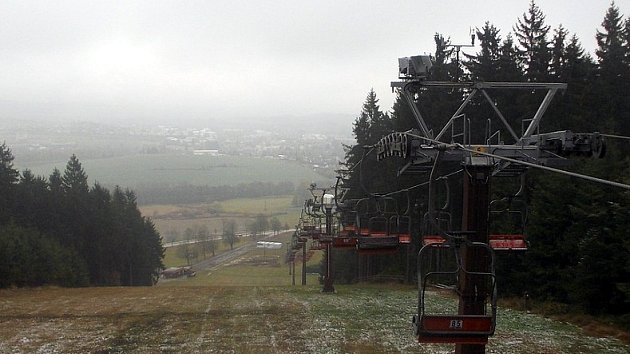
354 197 400 253
390 215 412 244
414 238 497 344
488 196 528 251
357 215 399 253
391 191 413 244
420 210 452 246
334 210 358 249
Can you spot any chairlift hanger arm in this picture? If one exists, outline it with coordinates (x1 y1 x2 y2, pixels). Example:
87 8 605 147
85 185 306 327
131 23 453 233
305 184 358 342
452 143 630 191
376 130 610 179
379 132 628 190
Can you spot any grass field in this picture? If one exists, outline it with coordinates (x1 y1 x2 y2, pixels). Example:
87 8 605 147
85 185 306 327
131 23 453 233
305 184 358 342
1 285 627 353
162 237 251 268
1 231 628 353
140 196 302 245
161 232 322 286
18 154 325 189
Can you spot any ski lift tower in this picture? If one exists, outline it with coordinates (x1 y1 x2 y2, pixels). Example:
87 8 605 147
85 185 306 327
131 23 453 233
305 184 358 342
379 53 607 354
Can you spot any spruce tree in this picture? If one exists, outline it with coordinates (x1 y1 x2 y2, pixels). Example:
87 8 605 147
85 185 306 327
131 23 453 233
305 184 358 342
0 143 19 223
496 34 524 82
0 142 19 187
514 0 551 81
62 154 89 194
545 34 596 132
594 2 630 138
465 22 501 81
596 2 626 82
550 25 568 80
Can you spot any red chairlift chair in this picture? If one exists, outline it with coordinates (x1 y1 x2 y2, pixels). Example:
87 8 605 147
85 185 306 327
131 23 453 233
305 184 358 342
390 215 412 244
420 210 452 246
357 215 399 254
354 197 400 253
334 211 358 249
414 239 497 344
488 196 529 251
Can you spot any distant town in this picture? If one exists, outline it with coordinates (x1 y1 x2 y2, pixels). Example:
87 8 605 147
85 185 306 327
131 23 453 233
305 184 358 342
2 119 354 175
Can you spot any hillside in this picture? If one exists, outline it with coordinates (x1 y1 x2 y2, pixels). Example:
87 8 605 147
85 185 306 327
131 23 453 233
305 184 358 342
0 233 627 353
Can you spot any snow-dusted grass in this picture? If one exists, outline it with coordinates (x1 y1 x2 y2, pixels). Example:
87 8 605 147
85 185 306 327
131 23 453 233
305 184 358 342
1 255 628 353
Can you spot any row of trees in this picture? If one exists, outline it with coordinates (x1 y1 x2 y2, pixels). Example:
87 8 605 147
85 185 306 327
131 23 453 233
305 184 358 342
0 145 164 287
136 180 296 205
174 215 285 266
336 1 630 319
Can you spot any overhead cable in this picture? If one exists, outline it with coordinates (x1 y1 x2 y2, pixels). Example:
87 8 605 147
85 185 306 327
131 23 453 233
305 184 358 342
453 143 630 191
599 133 630 141
395 132 630 190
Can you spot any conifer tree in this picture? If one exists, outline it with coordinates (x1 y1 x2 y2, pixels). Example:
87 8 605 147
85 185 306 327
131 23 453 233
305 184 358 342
514 0 551 81
62 154 89 194
545 33 596 132
85 183 114 285
0 143 19 223
496 34 524 82
465 22 501 81
49 168 62 194
352 89 389 146
550 25 568 80
596 2 626 82
390 92 415 132
594 2 630 138
0 143 19 186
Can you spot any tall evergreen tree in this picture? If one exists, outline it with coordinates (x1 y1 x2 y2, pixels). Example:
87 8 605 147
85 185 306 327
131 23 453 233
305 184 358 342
343 89 394 198
430 33 455 81
14 170 50 229
550 25 568 80
513 0 551 81
85 183 114 285
62 154 89 194
545 33 596 132
594 2 630 139
596 2 626 80
0 143 19 187
465 22 501 81
352 89 390 146
0 143 19 223
59 155 90 253
49 168 63 194
496 34 524 82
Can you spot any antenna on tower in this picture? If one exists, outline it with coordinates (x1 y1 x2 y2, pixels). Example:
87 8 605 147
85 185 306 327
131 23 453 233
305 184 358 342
445 29 476 81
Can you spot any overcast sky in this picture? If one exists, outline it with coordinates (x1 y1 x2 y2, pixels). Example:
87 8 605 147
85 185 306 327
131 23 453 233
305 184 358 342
0 0 624 126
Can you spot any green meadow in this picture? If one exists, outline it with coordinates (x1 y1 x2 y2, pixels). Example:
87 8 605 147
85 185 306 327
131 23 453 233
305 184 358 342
17 153 326 189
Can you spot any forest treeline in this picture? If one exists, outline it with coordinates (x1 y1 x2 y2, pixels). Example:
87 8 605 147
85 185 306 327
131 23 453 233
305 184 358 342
333 1 630 322
0 147 164 288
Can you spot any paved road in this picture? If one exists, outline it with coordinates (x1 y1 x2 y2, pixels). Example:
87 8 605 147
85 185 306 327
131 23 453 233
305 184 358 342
191 242 258 272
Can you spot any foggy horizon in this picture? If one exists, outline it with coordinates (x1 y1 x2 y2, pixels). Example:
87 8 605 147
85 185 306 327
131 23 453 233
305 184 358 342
0 1 624 127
